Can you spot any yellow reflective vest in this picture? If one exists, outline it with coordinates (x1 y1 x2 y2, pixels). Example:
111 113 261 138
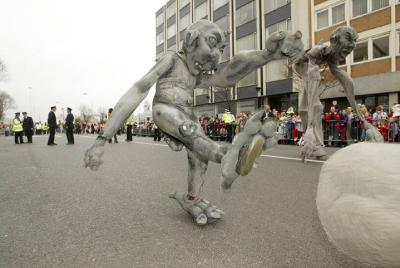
222 113 235 124
12 118 23 132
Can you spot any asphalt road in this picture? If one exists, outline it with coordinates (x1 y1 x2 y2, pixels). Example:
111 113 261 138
0 134 370 267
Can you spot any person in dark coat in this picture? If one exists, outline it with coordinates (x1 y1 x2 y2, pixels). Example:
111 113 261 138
47 106 57 145
22 112 34 143
65 107 75 145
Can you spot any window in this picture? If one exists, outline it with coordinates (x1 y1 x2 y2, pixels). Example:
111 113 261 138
156 32 164 45
236 33 257 87
195 2 208 21
221 45 230 61
266 19 291 38
372 36 389 59
156 13 164 27
167 24 176 39
180 13 190 31
332 4 345 24
167 2 176 19
180 0 190 9
266 59 290 82
353 41 368 63
213 0 228 10
236 1 256 27
214 15 229 31
238 72 257 87
316 10 329 30
316 3 345 30
352 35 390 63
371 0 389 11
352 0 389 18
167 44 177 51
236 33 256 52
264 0 290 14
398 31 400 54
156 52 164 61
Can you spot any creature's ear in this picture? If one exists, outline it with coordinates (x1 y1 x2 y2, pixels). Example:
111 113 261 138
266 31 286 52
223 30 231 39
295 30 302 39
184 29 200 52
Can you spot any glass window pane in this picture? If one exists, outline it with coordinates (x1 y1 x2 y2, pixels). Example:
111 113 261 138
353 41 368 62
373 36 389 59
167 44 176 51
167 24 176 39
398 32 400 54
180 0 190 9
214 0 228 10
214 15 229 31
316 10 329 30
266 20 288 38
221 44 230 61
156 32 164 45
266 59 289 82
180 14 190 31
156 13 164 26
238 71 257 87
352 0 368 17
264 0 288 14
195 2 208 21
332 4 345 24
167 2 176 18
236 1 256 27
236 33 256 52
371 0 389 11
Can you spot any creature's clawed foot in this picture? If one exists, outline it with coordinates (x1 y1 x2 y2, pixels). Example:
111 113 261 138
169 192 224 225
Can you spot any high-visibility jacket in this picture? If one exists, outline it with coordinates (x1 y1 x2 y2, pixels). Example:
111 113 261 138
12 118 23 132
222 112 235 124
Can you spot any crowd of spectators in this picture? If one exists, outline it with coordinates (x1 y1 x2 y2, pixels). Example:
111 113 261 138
197 102 400 146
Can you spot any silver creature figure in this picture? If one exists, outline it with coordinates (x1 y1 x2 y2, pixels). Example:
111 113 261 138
295 26 383 162
84 20 304 225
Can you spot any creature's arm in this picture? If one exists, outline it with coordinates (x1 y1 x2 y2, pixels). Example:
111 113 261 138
328 63 361 117
200 31 302 87
84 53 175 170
101 54 175 139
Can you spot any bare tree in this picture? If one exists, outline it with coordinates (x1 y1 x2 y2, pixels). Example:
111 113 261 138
0 58 7 82
79 104 94 124
0 91 15 121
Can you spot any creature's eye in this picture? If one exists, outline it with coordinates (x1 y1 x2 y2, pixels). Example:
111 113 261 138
208 36 217 47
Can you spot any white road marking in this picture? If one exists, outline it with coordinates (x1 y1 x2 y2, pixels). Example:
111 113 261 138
66 135 326 163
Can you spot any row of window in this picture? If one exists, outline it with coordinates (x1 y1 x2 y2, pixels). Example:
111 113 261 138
316 0 390 30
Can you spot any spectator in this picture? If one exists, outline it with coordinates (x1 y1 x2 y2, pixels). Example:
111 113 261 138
372 105 388 124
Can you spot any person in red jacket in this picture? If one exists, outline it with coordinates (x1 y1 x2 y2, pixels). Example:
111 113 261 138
325 106 340 147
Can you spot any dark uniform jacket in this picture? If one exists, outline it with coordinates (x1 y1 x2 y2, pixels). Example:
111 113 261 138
65 113 74 129
22 116 34 130
47 111 57 128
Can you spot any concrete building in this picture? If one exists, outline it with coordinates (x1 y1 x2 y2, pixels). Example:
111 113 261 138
155 0 311 116
312 0 400 112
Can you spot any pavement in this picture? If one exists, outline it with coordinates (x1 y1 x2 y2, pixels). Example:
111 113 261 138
0 134 371 267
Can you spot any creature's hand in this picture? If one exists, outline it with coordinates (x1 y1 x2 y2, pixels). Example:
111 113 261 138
84 139 105 171
169 192 224 225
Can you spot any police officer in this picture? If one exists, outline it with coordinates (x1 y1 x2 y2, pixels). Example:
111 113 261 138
12 112 24 144
126 116 134 142
65 107 74 145
107 108 118 143
22 112 34 143
47 106 57 145
222 109 235 143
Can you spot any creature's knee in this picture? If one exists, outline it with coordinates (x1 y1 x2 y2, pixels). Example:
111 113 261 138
179 121 199 138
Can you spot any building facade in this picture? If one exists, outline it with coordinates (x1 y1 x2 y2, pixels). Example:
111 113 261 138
155 0 400 116
155 0 311 117
312 0 400 112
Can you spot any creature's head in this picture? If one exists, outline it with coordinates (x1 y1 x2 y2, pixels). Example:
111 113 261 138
265 30 304 63
182 20 228 75
330 26 358 63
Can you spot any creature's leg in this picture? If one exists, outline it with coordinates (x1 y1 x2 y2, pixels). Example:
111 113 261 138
169 149 224 225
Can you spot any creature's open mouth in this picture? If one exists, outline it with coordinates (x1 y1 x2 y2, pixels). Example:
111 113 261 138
194 60 215 72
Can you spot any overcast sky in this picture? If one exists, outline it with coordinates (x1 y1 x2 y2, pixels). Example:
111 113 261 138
0 0 165 122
